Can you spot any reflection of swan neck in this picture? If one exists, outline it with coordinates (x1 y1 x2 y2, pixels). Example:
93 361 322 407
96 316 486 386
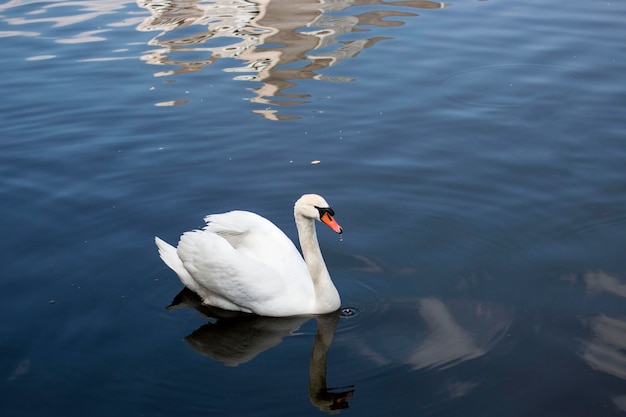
309 324 331 398
295 213 340 311
309 313 345 412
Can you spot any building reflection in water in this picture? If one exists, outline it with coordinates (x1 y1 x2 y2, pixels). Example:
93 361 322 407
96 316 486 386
136 0 448 119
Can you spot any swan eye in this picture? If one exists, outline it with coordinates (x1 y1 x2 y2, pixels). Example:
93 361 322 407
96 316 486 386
315 206 335 217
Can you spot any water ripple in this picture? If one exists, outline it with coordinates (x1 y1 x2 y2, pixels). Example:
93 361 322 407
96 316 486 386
332 270 514 382
442 64 581 108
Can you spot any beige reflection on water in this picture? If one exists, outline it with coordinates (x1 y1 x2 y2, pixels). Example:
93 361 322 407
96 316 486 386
580 271 626 378
1 0 447 118
136 0 448 119
573 270 626 412
0 1 138 45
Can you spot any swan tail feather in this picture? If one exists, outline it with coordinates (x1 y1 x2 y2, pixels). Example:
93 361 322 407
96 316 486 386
155 236 180 270
155 236 198 291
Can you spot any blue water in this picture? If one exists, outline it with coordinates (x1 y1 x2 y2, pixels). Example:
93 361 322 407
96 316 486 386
2 0 626 415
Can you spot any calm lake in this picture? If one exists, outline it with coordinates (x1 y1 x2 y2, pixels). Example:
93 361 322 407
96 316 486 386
2 0 626 415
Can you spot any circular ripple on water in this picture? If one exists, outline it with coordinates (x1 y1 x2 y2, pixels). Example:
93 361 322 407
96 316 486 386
442 64 581 108
335 274 394 334
333 294 515 380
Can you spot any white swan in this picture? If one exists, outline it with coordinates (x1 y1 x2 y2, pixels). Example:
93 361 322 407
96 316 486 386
155 194 343 317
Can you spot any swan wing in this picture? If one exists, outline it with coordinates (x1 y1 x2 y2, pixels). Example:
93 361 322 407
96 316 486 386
203 210 311 280
164 210 314 315
177 230 276 312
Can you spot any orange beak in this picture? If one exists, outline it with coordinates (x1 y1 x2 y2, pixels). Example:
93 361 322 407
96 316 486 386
321 212 343 234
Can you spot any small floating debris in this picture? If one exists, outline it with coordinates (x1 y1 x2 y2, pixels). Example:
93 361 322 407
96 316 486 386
49 300 56 304
155 100 188 107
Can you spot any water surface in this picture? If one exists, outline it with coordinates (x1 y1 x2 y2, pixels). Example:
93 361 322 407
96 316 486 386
1 0 626 415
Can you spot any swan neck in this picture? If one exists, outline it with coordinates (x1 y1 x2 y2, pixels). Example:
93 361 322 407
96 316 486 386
295 215 327 280
295 213 340 312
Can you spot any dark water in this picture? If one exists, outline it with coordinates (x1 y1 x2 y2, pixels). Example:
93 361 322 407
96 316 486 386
2 0 626 415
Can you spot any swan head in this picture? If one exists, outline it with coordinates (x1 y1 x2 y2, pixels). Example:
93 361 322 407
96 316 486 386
295 194 343 234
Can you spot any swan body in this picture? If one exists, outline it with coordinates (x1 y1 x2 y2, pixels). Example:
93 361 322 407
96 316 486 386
155 194 343 317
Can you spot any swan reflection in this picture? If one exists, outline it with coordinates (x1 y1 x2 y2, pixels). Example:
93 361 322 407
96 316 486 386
168 288 354 412
136 0 449 119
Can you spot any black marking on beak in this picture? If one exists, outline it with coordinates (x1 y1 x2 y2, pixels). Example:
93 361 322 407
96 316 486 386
315 206 335 218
